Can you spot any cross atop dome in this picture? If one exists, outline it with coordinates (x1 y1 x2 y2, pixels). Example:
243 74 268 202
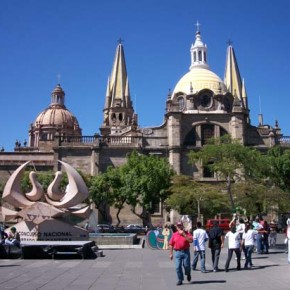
195 20 201 33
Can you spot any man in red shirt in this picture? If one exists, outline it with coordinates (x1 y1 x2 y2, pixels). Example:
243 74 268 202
169 221 193 286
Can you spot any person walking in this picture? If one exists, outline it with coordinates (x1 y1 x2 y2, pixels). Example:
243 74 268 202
262 220 270 254
224 225 241 272
252 216 264 254
242 223 258 269
169 221 193 286
208 221 224 272
192 221 208 273
236 217 246 259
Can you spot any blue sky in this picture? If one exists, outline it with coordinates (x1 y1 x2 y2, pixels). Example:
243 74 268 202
1 0 290 151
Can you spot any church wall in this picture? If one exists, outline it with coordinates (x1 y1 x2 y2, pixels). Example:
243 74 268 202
180 148 196 176
57 147 94 174
180 113 232 141
98 147 136 173
0 152 54 183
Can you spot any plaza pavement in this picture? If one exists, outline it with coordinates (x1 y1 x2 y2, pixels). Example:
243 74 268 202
0 234 289 290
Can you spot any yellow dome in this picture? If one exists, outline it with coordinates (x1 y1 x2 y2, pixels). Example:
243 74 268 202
172 67 226 96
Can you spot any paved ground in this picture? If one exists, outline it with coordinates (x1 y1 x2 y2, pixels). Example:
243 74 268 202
0 234 289 290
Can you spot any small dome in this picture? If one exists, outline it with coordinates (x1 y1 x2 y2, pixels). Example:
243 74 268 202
29 84 82 148
34 105 80 130
33 84 80 131
172 67 226 97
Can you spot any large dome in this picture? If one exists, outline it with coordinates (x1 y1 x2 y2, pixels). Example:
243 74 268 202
172 67 226 96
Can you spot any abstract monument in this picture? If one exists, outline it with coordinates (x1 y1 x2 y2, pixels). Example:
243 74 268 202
1 161 90 241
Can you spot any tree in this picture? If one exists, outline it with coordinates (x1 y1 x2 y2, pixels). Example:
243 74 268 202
166 175 229 220
89 151 174 227
232 180 290 217
105 166 128 226
264 146 290 191
188 135 264 211
122 151 175 227
89 172 115 222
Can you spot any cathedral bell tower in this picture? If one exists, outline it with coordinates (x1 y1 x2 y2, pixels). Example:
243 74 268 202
100 40 138 136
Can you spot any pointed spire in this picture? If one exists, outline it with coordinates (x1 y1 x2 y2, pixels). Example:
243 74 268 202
224 43 244 108
190 21 209 70
101 40 137 133
109 41 130 107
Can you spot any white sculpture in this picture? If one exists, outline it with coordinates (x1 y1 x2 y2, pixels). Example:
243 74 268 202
1 161 90 241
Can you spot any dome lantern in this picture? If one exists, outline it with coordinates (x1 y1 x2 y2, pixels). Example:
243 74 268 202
51 84 65 106
190 21 209 70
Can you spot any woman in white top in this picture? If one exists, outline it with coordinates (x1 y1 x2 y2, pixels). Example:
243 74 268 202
242 223 258 268
236 218 246 259
224 226 241 272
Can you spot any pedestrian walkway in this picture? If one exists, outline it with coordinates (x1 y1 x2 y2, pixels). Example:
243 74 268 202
0 234 289 290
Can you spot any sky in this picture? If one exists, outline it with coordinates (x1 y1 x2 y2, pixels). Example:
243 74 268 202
1 0 290 151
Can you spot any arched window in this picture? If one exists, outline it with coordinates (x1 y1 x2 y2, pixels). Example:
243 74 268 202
198 50 202 61
201 124 214 145
194 51 197 62
178 96 185 111
204 51 207 62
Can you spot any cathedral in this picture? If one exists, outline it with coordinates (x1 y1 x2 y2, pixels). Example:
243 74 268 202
0 26 283 225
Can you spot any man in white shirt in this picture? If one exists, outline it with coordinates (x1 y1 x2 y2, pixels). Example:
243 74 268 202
192 221 208 273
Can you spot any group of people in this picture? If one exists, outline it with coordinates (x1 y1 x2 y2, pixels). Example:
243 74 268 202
168 215 273 286
0 226 21 247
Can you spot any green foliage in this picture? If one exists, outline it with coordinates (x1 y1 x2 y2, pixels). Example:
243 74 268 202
188 135 264 210
20 170 68 193
166 175 229 219
264 146 290 190
89 150 175 226
189 135 263 182
232 180 290 216
124 151 174 212
89 171 116 222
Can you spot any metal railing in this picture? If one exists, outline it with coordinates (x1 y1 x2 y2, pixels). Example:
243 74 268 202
276 136 290 147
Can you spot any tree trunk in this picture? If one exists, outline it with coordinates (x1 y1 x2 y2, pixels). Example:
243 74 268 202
96 201 109 222
197 199 201 220
227 176 235 210
131 207 153 228
115 208 121 227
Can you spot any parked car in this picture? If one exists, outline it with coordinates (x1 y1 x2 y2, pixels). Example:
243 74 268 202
124 224 146 234
96 224 115 233
205 219 230 233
